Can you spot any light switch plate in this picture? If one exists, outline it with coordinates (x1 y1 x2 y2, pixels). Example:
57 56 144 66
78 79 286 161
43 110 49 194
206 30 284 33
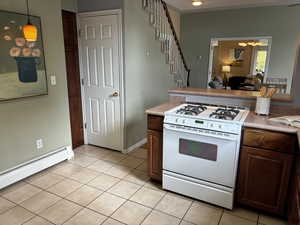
36 139 43 150
50 75 56 86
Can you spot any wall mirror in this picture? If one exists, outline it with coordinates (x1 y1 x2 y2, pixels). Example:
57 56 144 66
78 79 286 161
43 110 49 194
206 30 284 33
207 37 294 95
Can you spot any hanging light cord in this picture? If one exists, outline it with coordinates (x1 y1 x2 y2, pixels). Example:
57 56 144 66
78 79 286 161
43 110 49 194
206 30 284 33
26 0 31 24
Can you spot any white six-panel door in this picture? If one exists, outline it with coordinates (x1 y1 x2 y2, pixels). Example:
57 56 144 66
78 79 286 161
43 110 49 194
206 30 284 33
79 12 123 151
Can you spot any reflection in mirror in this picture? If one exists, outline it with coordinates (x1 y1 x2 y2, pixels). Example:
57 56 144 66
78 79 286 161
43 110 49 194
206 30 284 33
207 37 290 95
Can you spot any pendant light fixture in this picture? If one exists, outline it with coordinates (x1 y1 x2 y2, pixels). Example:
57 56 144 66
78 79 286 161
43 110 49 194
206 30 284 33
23 0 38 42
192 0 203 6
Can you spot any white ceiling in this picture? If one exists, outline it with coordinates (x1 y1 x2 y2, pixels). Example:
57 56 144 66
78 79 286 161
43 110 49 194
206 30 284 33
164 0 300 12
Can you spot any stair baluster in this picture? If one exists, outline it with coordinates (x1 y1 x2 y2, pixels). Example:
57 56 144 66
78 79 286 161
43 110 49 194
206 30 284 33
142 0 190 87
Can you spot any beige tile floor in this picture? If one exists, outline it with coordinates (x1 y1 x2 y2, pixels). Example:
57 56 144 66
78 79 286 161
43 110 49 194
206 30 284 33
0 145 288 225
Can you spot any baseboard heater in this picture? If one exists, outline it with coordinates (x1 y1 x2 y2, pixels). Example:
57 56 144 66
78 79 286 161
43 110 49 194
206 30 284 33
0 146 73 189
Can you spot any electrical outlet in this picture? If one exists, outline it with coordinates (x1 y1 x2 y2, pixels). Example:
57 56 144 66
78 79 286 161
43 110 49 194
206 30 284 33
36 139 43 150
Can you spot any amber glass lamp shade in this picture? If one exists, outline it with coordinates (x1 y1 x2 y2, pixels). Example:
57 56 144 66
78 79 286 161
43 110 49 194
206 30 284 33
23 23 38 42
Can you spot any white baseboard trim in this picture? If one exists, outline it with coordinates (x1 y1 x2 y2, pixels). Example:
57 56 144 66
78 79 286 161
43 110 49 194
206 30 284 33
0 146 73 189
124 138 147 154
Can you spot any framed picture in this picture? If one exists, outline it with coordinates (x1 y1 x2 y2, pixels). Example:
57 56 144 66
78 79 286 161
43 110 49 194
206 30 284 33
0 10 48 102
229 48 245 67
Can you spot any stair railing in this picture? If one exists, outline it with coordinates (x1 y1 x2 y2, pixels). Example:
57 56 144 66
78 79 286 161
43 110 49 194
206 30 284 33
142 0 191 87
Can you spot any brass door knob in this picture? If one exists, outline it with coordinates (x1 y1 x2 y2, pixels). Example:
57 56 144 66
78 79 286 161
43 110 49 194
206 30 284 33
111 92 119 97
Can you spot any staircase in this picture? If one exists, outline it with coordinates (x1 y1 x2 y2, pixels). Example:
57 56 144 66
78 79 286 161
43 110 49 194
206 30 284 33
142 0 191 88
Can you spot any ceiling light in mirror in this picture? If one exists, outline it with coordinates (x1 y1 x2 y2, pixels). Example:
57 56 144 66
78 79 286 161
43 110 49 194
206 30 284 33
238 41 268 47
192 0 203 6
238 42 247 47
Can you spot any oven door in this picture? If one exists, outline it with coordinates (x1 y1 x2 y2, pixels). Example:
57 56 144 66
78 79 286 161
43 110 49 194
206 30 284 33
163 124 240 188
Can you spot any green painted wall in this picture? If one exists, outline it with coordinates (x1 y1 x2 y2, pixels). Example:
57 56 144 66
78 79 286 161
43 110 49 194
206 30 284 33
61 0 77 12
123 0 176 148
0 0 72 172
77 0 123 12
181 6 300 105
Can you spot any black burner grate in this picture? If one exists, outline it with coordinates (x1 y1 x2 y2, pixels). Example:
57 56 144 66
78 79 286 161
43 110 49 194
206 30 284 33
210 107 240 120
176 105 207 116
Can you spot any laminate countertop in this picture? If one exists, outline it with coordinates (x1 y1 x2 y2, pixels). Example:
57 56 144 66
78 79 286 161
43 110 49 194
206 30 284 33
145 102 299 134
145 102 181 117
169 88 293 102
244 112 298 133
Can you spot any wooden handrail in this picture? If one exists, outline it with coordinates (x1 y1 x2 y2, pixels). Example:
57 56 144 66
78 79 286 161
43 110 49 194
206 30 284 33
161 0 191 86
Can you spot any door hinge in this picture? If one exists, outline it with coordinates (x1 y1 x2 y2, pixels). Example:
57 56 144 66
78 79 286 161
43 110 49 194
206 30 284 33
81 78 84 86
84 123 87 129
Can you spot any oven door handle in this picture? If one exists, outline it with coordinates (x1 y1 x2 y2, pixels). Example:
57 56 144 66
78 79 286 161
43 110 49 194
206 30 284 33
164 124 239 141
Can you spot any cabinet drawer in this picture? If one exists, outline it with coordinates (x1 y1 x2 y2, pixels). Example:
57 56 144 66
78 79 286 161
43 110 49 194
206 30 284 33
148 115 164 132
243 128 296 153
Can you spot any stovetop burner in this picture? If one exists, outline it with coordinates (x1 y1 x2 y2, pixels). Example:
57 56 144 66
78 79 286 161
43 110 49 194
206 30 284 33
210 107 240 121
167 103 249 123
176 104 207 116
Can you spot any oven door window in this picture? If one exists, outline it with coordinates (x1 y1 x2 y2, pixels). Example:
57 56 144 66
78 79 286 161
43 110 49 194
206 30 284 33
179 138 218 161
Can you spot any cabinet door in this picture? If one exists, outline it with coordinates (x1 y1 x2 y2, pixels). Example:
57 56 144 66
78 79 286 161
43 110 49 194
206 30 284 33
288 175 300 225
147 130 163 182
237 146 293 215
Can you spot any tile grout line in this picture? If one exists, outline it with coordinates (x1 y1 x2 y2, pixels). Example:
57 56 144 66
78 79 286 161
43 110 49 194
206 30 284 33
224 210 260 224
1 168 102 224
70 148 286 225
217 209 225 225
18 203 56 225
137 207 153 225
79 166 147 224
104 184 144 225
34 152 147 188
18 186 86 225
38 151 209 224
2 174 206 225
90 167 164 225
2 172 186 224
135 177 164 225
0 196 18 215
2 147 280 225
20 171 129 224
1 147 144 224
178 199 194 225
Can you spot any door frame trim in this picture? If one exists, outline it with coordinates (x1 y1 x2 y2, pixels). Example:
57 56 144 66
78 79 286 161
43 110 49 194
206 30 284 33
62 10 85 149
77 9 125 152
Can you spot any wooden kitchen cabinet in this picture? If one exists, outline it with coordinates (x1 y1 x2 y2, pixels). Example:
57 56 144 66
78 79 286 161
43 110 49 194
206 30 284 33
147 115 164 182
148 130 163 181
237 128 296 216
288 175 300 225
243 128 296 154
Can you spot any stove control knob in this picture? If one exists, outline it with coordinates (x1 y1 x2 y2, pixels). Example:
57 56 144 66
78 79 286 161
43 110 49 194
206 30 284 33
182 120 186 124
218 125 222 129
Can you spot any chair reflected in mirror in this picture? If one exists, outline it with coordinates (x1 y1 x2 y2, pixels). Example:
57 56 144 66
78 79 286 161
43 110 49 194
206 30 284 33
265 77 288 94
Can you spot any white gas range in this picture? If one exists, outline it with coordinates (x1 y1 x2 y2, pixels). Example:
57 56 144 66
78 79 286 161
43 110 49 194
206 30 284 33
163 103 249 209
